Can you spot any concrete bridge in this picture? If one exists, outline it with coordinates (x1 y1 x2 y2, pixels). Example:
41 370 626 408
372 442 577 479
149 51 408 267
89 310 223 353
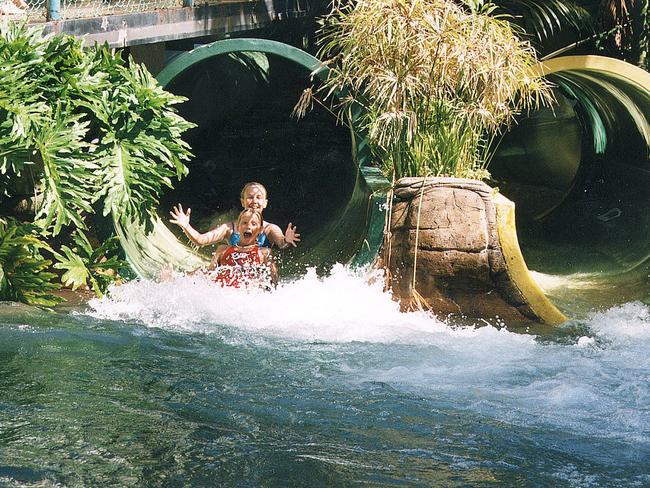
8 0 325 72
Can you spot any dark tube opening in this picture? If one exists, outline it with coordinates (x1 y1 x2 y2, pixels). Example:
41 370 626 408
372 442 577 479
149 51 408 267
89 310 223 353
146 40 389 276
161 52 356 246
490 57 650 308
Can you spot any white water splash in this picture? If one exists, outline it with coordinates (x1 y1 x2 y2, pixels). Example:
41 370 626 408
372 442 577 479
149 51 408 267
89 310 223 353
87 264 533 347
88 264 452 342
86 268 650 448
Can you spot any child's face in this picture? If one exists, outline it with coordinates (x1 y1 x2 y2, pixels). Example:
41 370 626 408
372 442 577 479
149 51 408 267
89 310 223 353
237 215 262 245
241 186 268 211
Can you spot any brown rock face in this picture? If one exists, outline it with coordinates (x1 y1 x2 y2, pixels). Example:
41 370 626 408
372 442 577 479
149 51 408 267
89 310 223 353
386 177 537 324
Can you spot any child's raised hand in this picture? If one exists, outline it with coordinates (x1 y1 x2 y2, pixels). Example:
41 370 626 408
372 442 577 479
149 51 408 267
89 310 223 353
284 223 301 247
170 204 191 229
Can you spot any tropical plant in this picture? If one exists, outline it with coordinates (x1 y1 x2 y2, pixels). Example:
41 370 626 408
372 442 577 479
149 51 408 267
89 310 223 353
53 232 131 297
0 21 195 303
487 0 593 55
0 218 61 306
596 0 648 69
487 0 648 69
314 0 553 181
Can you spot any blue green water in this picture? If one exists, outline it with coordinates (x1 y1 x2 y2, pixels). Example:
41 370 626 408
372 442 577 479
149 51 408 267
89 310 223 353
1 267 649 486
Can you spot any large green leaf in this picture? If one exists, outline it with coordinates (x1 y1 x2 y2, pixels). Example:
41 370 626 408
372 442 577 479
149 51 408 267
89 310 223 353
0 218 61 306
33 107 96 235
0 24 195 302
53 231 128 296
90 56 194 230
53 245 90 291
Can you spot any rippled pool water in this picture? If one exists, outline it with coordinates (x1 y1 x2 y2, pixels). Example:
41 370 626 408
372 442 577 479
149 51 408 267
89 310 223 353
1 266 649 486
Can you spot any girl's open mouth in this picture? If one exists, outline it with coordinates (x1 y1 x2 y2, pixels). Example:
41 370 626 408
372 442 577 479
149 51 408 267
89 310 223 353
243 231 253 238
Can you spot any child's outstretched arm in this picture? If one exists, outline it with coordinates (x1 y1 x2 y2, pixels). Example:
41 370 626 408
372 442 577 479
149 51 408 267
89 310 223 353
265 222 301 249
170 204 230 246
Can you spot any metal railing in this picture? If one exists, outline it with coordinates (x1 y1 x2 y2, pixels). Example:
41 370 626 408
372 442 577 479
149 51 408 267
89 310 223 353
6 0 311 23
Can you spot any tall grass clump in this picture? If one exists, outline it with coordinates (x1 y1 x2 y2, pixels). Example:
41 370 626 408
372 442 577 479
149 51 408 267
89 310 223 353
316 0 553 180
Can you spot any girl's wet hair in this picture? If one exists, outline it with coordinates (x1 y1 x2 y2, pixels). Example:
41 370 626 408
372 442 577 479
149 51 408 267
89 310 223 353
237 208 263 228
240 182 267 201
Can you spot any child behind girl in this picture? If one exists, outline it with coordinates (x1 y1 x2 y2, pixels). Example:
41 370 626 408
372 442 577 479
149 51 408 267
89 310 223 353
169 182 300 249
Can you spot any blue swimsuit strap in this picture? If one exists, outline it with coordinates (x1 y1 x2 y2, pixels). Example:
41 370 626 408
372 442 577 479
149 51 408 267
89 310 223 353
257 229 269 247
229 222 239 246
230 222 270 247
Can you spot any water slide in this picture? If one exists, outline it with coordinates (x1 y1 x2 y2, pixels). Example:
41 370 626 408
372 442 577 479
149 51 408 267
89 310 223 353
117 39 649 315
118 39 389 279
490 56 650 313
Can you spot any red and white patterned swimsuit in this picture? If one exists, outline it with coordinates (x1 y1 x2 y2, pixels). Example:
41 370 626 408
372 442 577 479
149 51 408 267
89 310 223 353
211 245 267 289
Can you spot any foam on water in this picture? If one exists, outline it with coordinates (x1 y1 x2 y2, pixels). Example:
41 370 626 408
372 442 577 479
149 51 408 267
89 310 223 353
86 265 650 449
363 300 650 448
88 264 464 343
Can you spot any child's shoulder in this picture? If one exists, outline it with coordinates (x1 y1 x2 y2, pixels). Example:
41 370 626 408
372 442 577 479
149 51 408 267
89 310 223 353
262 221 281 231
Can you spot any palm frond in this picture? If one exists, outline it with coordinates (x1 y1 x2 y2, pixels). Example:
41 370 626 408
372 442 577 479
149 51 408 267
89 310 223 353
488 0 593 44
